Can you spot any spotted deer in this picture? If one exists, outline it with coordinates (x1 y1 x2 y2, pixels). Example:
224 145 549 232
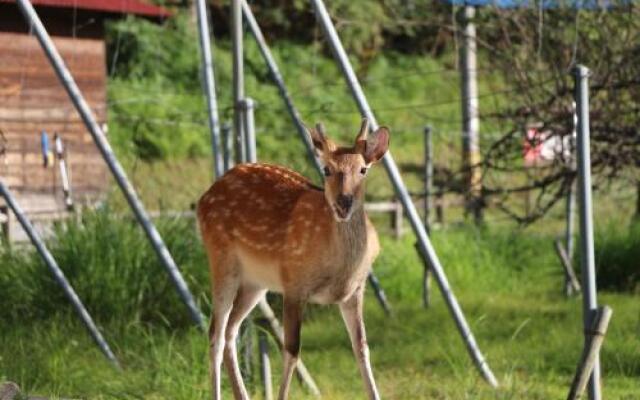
197 118 389 400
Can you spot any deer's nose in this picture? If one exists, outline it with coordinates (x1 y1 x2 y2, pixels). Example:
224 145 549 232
336 194 353 212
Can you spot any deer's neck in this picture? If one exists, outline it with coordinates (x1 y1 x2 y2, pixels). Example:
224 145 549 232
332 204 368 267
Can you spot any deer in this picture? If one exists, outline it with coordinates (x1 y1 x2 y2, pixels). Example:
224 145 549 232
197 118 389 400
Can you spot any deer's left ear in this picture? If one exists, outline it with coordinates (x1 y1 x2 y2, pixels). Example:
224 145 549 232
361 127 390 164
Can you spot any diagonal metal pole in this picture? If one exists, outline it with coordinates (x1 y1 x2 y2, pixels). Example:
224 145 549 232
242 0 391 314
311 0 498 387
241 0 323 180
15 0 206 330
195 0 223 179
0 181 120 368
574 64 601 400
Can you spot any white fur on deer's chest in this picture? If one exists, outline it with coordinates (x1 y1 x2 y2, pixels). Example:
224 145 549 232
307 244 371 304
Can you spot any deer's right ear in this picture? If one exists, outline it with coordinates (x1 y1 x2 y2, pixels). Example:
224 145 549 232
308 126 325 153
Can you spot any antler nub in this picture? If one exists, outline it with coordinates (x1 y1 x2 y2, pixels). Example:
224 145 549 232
356 118 370 142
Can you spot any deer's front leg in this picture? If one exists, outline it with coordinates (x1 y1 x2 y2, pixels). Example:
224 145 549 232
340 284 381 400
277 296 304 400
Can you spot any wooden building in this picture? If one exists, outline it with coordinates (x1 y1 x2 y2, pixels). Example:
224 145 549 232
0 0 168 236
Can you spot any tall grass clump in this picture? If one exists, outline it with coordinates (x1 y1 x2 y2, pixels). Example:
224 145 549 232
0 208 210 328
594 220 640 293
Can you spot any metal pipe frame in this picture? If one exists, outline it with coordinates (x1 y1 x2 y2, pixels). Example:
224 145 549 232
0 181 120 368
574 64 601 400
311 0 498 387
15 0 206 330
194 0 223 178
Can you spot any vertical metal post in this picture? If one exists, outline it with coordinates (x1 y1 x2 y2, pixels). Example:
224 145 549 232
257 319 274 400
312 0 497 387
222 122 234 173
242 98 257 163
424 125 433 231
15 0 206 330
421 126 433 308
195 0 223 179
564 102 577 296
241 0 323 180
574 64 601 400
0 182 120 368
458 6 482 222
232 0 245 164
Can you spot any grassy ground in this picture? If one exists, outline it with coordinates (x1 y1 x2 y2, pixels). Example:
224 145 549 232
1 213 638 399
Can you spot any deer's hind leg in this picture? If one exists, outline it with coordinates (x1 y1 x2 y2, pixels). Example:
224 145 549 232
208 250 241 400
224 283 267 400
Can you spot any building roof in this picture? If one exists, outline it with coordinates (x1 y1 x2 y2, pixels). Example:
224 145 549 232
0 0 170 18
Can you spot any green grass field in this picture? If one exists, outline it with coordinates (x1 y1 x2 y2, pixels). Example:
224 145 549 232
1 211 638 399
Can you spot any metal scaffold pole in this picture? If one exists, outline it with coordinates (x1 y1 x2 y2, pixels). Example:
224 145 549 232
311 0 498 387
194 0 223 179
574 64 601 400
15 0 206 330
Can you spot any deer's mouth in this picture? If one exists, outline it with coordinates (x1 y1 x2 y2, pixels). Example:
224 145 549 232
332 204 352 221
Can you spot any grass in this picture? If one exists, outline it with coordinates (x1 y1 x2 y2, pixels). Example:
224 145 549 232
1 211 639 399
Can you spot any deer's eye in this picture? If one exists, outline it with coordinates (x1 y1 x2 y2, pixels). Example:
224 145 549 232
323 166 332 177
360 167 368 175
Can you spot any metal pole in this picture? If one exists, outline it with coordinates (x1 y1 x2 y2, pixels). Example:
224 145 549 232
257 318 274 400
0 181 120 368
421 126 433 307
458 6 482 223
574 64 601 400
15 0 206 330
195 0 223 179
232 0 245 164
222 122 233 173
241 98 257 163
241 0 323 180
564 102 578 295
311 0 498 387
424 125 433 231
367 273 392 316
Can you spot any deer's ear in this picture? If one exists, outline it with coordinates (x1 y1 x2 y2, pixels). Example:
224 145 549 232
362 127 390 164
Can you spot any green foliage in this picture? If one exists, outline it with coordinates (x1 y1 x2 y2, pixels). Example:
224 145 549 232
594 220 640 293
0 208 210 327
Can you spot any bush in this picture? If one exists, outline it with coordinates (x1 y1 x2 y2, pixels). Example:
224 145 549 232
594 221 640 293
0 209 210 327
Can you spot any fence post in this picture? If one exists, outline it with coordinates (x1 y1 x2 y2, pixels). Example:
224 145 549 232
574 64 601 400
232 0 245 164
0 181 120 368
241 98 257 163
421 125 433 308
195 0 223 179
15 0 206 330
256 318 274 400
564 101 578 295
458 6 482 223
222 122 234 173
312 0 497 387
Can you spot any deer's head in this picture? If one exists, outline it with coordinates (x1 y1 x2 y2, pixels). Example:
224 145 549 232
308 118 390 222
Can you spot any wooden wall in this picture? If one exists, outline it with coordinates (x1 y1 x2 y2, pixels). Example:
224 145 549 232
0 31 109 202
